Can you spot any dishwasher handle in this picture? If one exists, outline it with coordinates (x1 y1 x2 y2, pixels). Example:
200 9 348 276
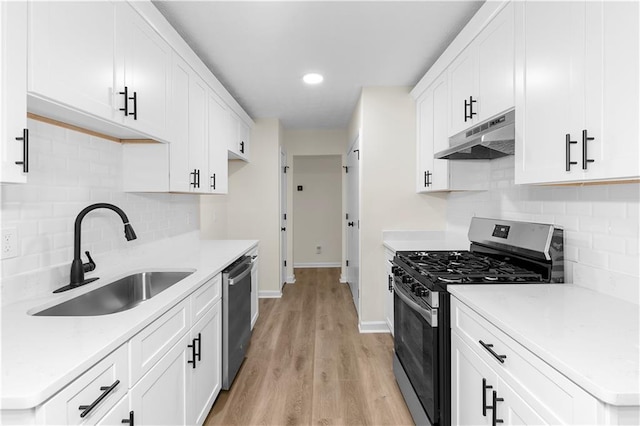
228 264 251 286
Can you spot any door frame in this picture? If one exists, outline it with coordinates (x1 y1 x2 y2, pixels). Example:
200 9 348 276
279 146 289 290
345 135 361 316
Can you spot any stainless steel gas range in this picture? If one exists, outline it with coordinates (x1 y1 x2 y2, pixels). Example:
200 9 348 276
391 217 564 426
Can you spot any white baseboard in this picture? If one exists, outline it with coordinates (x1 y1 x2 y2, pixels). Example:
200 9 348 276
339 274 347 283
358 321 390 334
293 262 341 268
259 290 282 298
386 318 394 337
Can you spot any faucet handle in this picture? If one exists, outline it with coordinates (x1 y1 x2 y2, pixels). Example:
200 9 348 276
83 251 96 272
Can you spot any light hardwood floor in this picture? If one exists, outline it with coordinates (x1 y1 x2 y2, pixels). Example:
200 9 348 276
205 267 414 426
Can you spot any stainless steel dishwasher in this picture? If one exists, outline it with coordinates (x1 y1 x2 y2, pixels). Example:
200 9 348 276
222 256 252 390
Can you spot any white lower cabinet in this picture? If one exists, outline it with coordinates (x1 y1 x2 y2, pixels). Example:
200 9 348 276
189 301 222 425
384 247 394 335
450 297 638 425
130 333 191 426
95 395 131 426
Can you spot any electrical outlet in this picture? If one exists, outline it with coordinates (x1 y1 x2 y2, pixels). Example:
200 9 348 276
2 228 18 259
316 245 322 254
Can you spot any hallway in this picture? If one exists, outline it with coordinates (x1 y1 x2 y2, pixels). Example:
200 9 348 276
205 268 413 425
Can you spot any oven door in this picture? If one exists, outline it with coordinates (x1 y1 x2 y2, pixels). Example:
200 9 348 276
394 285 439 425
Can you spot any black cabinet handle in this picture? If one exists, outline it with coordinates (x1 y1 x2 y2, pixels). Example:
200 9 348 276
14 128 29 173
240 141 245 153
195 332 202 361
464 96 477 121
188 339 197 369
119 87 129 117
582 129 595 170
196 169 200 188
210 173 216 189
479 340 507 363
190 169 197 188
78 379 120 418
565 133 578 171
122 410 134 426
492 390 504 425
482 378 493 416
424 170 432 187
130 91 138 121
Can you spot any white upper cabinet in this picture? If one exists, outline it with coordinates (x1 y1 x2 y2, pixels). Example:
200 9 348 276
448 1 514 136
515 0 639 184
187 72 209 192
207 92 229 194
228 111 250 161
1 0 28 183
169 53 192 192
28 1 116 122
115 2 171 142
417 73 489 193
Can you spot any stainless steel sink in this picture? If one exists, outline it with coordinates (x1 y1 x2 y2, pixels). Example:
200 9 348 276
33 271 194 316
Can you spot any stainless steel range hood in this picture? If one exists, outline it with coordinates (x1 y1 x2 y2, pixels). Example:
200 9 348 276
435 109 515 160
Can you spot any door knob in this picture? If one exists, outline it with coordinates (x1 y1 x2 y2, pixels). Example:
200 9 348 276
281 227 286 231
348 222 354 227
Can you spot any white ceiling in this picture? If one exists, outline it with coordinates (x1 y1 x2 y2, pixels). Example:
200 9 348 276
152 1 484 129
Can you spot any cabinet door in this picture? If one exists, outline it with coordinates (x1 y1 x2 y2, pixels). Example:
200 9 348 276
169 54 191 192
476 2 514 123
207 91 229 194
515 1 586 184
95 395 132 426
1 0 28 183
238 120 250 159
188 73 209 193
250 249 259 329
451 331 495 426
115 2 171 141
189 301 222 425
496 378 548 426
448 49 477 136
28 1 116 122
584 0 640 181
417 74 450 193
130 334 190 426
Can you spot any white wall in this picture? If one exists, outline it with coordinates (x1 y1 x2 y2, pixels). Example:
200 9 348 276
1 119 199 303
352 87 448 326
447 157 640 303
282 129 348 281
201 118 283 296
292 155 342 266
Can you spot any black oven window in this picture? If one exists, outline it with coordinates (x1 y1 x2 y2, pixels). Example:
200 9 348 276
394 292 439 423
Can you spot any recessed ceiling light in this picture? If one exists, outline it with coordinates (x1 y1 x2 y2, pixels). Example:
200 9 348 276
303 73 324 85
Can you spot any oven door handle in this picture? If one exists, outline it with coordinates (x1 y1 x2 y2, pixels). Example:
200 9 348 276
394 286 438 328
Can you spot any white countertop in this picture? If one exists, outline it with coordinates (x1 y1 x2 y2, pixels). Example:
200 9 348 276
1 237 257 410
449 284 640 406
382 230 469 252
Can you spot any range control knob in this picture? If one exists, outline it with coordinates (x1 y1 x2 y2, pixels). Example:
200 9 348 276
402 275 412 284
415 287 429 297
391 266 399 275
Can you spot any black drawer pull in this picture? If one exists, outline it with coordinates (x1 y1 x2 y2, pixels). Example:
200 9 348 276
582 129 595 170
479 340 507 363
78 379 120 418
188 339 197 369
565 133 578 171
482 378 493 416
15 128 28 173
240 140 245 153
122 410 134 425
119 87 129 116
195 332 202 361
492 390 504 426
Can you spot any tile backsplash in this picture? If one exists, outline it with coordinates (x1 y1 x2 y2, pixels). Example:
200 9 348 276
446 156 640 303
1 119 199 302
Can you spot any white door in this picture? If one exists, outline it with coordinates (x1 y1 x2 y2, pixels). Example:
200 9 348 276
346 138 360 313
189 302 222 426
280 148 288 289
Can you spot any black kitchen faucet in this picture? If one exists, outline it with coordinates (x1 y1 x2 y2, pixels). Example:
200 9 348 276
54 203 137 293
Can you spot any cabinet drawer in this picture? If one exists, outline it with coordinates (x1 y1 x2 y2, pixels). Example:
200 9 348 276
38 344 128 425
129 298 191 385
451 297 597 424
191 274 221 324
